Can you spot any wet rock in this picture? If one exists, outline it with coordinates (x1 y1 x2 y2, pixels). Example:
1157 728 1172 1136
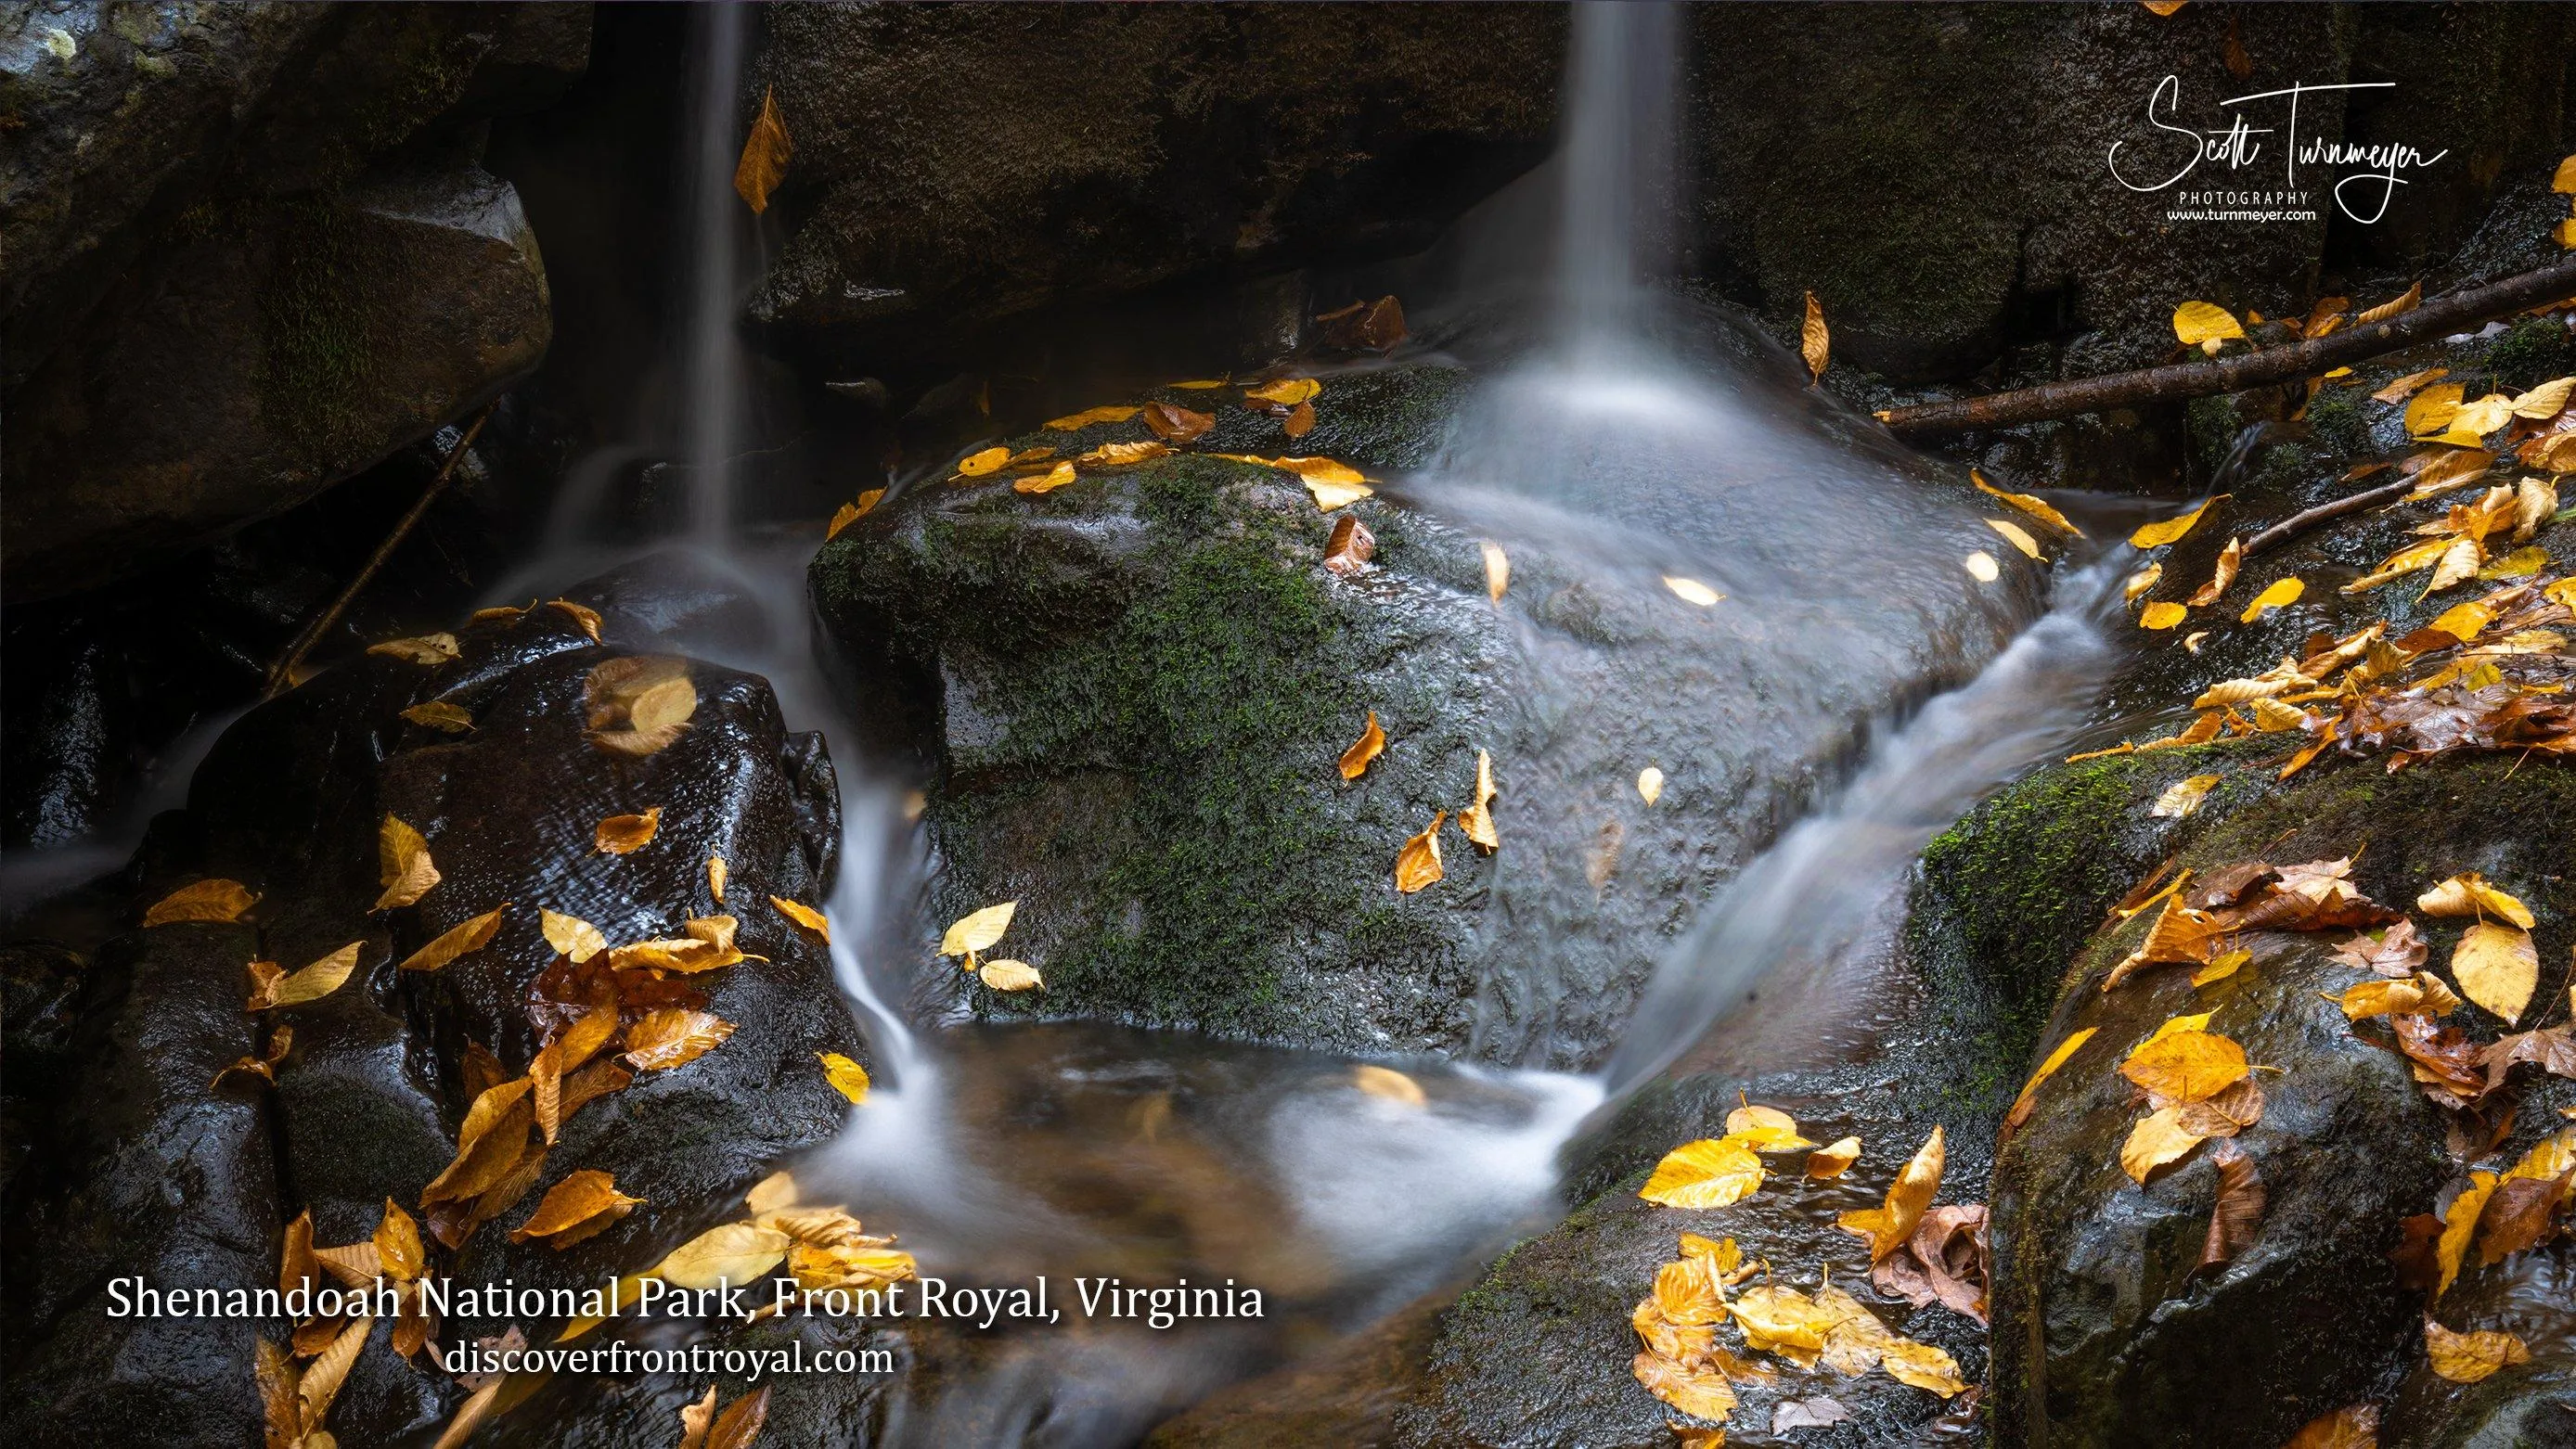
810 359 2022 1064
1915 746 2576 1447
1144 1292 1447 1449
748 4 1564 341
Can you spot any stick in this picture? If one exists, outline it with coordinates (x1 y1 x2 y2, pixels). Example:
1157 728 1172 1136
2241 473 2423 558
261 405 494 699
1877 258 2576 437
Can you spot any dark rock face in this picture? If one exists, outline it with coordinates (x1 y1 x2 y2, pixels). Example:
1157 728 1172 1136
0 595 867 1445
748 3 1564 340
0 3 589 599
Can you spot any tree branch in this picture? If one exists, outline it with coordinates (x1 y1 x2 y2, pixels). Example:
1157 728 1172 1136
1877 258 2576 437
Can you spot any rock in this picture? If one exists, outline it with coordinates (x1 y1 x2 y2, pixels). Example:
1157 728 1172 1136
0 582 868 1444
810 354 2023 1063
1916 746 2576 1447
1143 1292 1448 1449
748 4 1564 341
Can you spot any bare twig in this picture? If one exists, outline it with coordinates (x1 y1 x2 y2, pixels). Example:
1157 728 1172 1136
2241 473 2424 558
1878 258 2576 437
261 405 494 699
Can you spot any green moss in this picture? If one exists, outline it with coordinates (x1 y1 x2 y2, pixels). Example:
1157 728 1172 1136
2301 385 2369 458
2474 314 2576 393
258 195 382 468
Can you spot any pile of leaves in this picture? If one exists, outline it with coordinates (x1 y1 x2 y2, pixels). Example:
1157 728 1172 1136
1628 1109 1977 1433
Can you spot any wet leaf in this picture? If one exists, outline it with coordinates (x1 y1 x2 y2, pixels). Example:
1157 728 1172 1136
1245 378 1320 406
541 909 609 963
421 1078 534 1204
251 942 364 1010
2425 1317 2531 1383
1663 575 1723 606
1724 1104 1816 1152
2192 947 2251 988
2416 872 2535 929
1874 1202 1990 1323
2331 972 2461 1020
1339 712 1385 780
401 701 476 733
1322 515 1375 576
376 814 440 910
1282 401 1316 439
940 902 1015 956
1974 473 2085 537
2172 301 2245 350
1482 541 1510 602
146 878 256 926
2120 1107 2207 1184
399 906 506 972
656 1222 791 1290
2189 538 2244 607
771 895 830 942
2151 774 2221 818
585 658 696 757
978 958 1043 991
2132 498 2216 549
299 1312 371 1434
1460 749 1500 853
679 1385 718 1449
1808 1135 1862 1178
2122 1028 2249 1105
2356 279 2421 326
211 1024 293 1090
1637 766 1665 804
1877 1336 1969 1396
707 1386 770 1449
1141 402 1215 442
1395 812 1446 893
2374 367 2448 404
1774 1396 1851 1430
2125 563 2163 601
2436 1171 2500 1297
2331 919 2429 977
1045 406 1140 431
2405 382 2467 437
1837 1125 1943 1263
956 445 1014 478
2475 1167 2571 1264
2285 1404 2378 1449
1013 460 1078 494
1074 440 1168 470
1631 1350 1737 1423
369 633 460 665
623 1009 735 1071
2240 576 2302 622
1642 1136 1766 1209
2174 1077 2266 1137
510 1169 643 1248
1987 518 2043 558
2002 1027 2096 1138
1315 294 1407 352
1302 473 1372 510
2140 601 2189 630
2197 1139 2266 1272
1355 1064 1427 1106
2453 922 2538 1024
818 1051 870 1104
733 85 792 212
1801 290 1829 384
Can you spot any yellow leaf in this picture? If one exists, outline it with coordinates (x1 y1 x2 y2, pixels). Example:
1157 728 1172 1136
2192 947 2252 987
2172 301 2245 348
1244 377 1320 405
1481 542 1510 602
1014 461 1078 494
1807 1136 1861 1178
2119 1029 2249 1104
2120 1107 2207 1183
1339 712 1385 780
1641 1136 1767 1209
939 901 1015 955
1354 1064 1426 1106
1637 766 1665 804
2141 601 2189 630
2405 382 2466 437
1724 1104 1816 1152
2510 376 2574 419
1973 472 2085 537
2373 366 2448 404
708 854 728 905
368 633 459 665
2558 154 2576 193
1045 405 1142 431
509 1170 644 1248
1631 1350 1737 1423
978 958 1043 991
956 445 1012 477
398 906 506 972
1460 748 1500 853
1167 378 1229 390
375 814 439 910
2453 922 2538 1024
2131 497 2216 549
2425 1318 2531 1383
2238 576 2303 622
2420 536 2483 596
2355 279 2421 326
2151 774 2221 818
1986 518 2043 558
1075 440 1168 468
421 1078 534 1203
559 1272 659 1341
772 895 831 942
540 909 608 963
655 1222 791 1290
2479 545 2548 580
818 1051 870 1104
826 503 860 540
733 85 792 213
2330 972 2461 1020
2124 563 2163 601
623 1008 736 1071
1396 812 1446 893
1302 474 1373 511
1800 290 1830 384
2416 872 2535 928
400 700 476 734
2437 1171 2498 1297
2188 538 2244 607
2447 393 2516 438
144 878 256 926
595 806 661 854
1835 1125 1943 1262
251 942 363 1010
2002 1027 2096 1135
1663 575 1723 606
746 1171 799 1213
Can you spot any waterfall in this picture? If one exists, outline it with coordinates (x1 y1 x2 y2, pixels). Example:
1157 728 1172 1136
676 2 748 542
1554 1 1682 360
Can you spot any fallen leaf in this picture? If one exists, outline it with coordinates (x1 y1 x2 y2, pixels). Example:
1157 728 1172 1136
2192 948 2251 988
2406 382 2467 438
1801 291 1830 383
2197 1139 2266 1272
2453 922 2538 1024
1973 473 2085 537
1460 749 1500 853
1873 1202 1990 1322
402 700 476 733
2475 1167 2572 1263
1322 515 1375 576
2172 301 2246 352
369 633 460 666
2121 1108 2207 1184
814 1050 871 1105
1014 460 1078 494
1396 812 1446 893
298 1312 370 1433
376 814 440 910
1642 1136 1766 1209
399 906 507 972
2122 1029 2249 1105
2333 919 2428 977
1141 402 1215 442
541 909 609 964
1724 1104 1816 1152
623 1009 736 1071
1282 401 1317 439
2175 1077 2267 1136
1356 1064 1427 1106
1964 550 2002 582
1663 575 1723 606
940 901 1015 956
1482 542 1510 601
2188 539 2245 607
1808 1136 1862 1178
2416 873 2535 929
956 445 1012 477
211 1024 294 1089
1302 473 1373 510
2132 498 2217 550
978 958 1043 991
2356 279 2421 326
1837 1125 1943 1263
593 807 662 855
2436 1171 2500 1296
510 1170 643 1248
1774 1396 1851 1430
2002 1028 2096 1138
1631 1350 1737 1423
2140 601 2189 630
771 895 830 942
422 1078 534 1205
2126 563 2164 601
733 85 792 212
1045 406 1140 431
145 878 256 926
2240 577 2303 622
1340 712 1386 780
1245 378 1320 406
2152 774 2222 818
2425 1317 2531 1383
585 657 696 757
2374 367 2448 404
656 1222 792 1291
707 855 728 905
1316 295 1407 352
1638 766 1665 804
707 1386 770 1449
250 942 364 1011
2332 972 2462 1020
2285 1404 2378 1449
1987 518 2044 558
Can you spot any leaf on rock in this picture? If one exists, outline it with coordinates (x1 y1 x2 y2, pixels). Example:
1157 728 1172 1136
145 878 256 926
2416 873 2535 929
211 1024 293 1090
1642 1136 1767 1210
1631 1350 1737 1423
2174 1077 2266 1137
1723 1104 1816 1152
1460 749 1500 853
1973 472 2085 537
1141 402 1215 442
957 445 1013 477
2436 1171 2500 1297
2240 576 2303 622
1014 460 1078 494
1774 1396 1851 1430
541 909 609 964
2374 367 2448 404
2121 1028 2250 1106
1808 1135 1862 1178
368 633 460 666
376 814 440 910
1322 515 1375 576
623 1009 736 1071
2331 920 2428 977
733 85 792 212
399 906 507 972
1395 812 1446 893
2197 1139 2266 1273
1801 291 1830 383
1663 575 1723 606
1481 542 1510 601
2332 972 2461 1020
1873 1202 1990 1323
656 1222 791 1291
2189 538 2245 607
1045 406 1140 431
584 657 697 757
2152 774 2222 818
939 901 1015 956
2141 601 2189 630
2131 498 2216 549
422 1079 534 1205
2474 1167 2572 1264
2121 1107 2207 1184
815 1050 870 1106
2453 922 2538 1025
1245 378 1320 406
1637 766 1666 804
1987 518 2044 558
1316 294 1408 352
2126 562 2164 601
1355 1064 1427 1106
771 894 831 942
1339 712 1386 780
2002 1028 2096 1139
402 701 476 734
1836 1125 1943 1263
2172 301 2246 351
2285 1404 2379 1449
251 942 365 1010
978 958 1043 991
510 1169 643 1248
1964 550 2002 582
2424 1317 2531 1383
707 1386 771 1449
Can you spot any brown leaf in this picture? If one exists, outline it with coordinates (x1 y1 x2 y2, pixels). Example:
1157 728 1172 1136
398 905 507 972
509 1168 645 1248
707 1385 771 1449
1837 1125 1944 1263
624 1008 736 1071
461 1039 507 1101
2285 1404 2378 1449
2390 1212 2443 1291
679 1385 718 1449
771 894 830 942
2331 919 2428 977
2188 538 2245 608
1317 295 1406 353
1322 516 1375 577
2474 1167 2571 1264
251 942 366 1010
2392 1012 2489 1105
2175 1077 2265 1136
2196 1138 2266 1274
1140 402 1215 443
256 1338 302 1449
708 854 728 905
421 1079 535 1205
560 1056 634 1122
1800 290 1829 384
1395 811 1445 893
144 877 258 926
2480 1025 2576 1093
298 1313 371 1435
1871 1202 1989 1322
584 657 696 757
368 633 459 666
279 1209 319 1300
595 806 662 854
1339 711 1386 780
1283 400 1316 439
375 814 439 910
734 85 792 213
375 1199 427 1281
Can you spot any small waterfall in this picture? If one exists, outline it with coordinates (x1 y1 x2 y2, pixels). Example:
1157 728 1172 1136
676 2 749 542
1554 1 1681 359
